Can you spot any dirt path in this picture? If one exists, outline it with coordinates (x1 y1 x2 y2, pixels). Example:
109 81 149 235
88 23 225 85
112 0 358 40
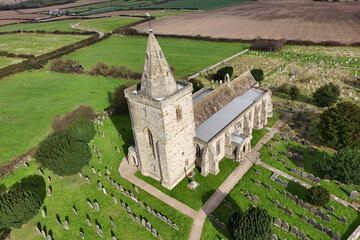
70 20 105 38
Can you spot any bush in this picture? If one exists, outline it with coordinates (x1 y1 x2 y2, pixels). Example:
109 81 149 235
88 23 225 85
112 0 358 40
88 62 110 76
112 84 129 113
228 207 272 240
188 78 205 93
289 86 300 100
0 188 41 228
216 66 233 81
251 39 284 51
317 147 360 185
34 131 91 176
306 186 330 207
49 59 83 74
250 69 264 83
318 101 360 150
89 62 141 80
313 83 340 107
52 105 97 131
277 83 291 93
66 120 95 143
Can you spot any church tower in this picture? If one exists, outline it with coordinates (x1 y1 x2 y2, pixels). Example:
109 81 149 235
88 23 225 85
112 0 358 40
125 31 196 190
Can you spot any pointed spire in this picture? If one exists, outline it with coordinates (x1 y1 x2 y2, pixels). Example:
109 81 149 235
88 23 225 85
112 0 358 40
140 32 177 99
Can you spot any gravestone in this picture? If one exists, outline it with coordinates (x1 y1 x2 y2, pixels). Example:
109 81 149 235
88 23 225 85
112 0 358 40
112 196 118 204
126 206 131 213
85 176 91 184
308 174 314 181
316 223 324 232
102 187 107 195
41 230 46 239
272 153 277 159
301 215 308 222
281 180 288 187
173 224 179 231
316 209 323 218
325 228 332 236
298 199 304 208
309 218 316 226
299 163 304 169
268 143 272 149
274 218 282 227
94 201 99 211
286 208 293 217
42 209 46 218
286 192 292 199
80 231 84 239
332 233 341 240
280 205 286 212
303 203 310 211
270 172 279 181
324 174 331 181
111 219 116 228
309 207 316 214
323 214 331 223
301 172 308 179
297 230 304 239
152 228 158 237
141 218 146 226
255 180 261 186
47 177 51 183
281 191 286 196
292 195 298 203
64 220 69 230
290 226 298 235
98 170 102 177
106 168 111 175
56 218 62 226
279 159 285 164
274 200 279 207
97 181 102 190
252 195 258 203
92 166 96 174
265 184 272 191
256 169 262 175
73 207 78 215
327 205 334 213
87 217 91 226
281 151 286 156
272 234 278 240
146 222 151 231
314 177 320 184
281 222 289 231
87 201 93 208
138 201 144 207
340 216 347 224
157 212 162 219
78 171 83 178
47 188 52 197
350 190 359 200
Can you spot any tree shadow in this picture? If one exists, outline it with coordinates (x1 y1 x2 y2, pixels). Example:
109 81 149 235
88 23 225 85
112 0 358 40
0 184 6 195
10 174 46 204
286 181 308 200
343 211 360 239
109 113 133 156
340 187 350 197
0 228 11 240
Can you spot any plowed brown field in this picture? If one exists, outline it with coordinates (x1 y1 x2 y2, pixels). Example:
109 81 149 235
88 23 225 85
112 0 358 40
134 0 360 44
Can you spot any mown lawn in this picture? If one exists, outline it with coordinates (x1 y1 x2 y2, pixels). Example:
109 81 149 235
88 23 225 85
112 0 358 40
0 33 88 56
267 111 284 128
251 128 269 148
201 164 360 240
135 158 239 210
0 19 83 33
0 71 133 165
0 56 23 69
63 35 249 77
78 17 141 33
4 114 193 240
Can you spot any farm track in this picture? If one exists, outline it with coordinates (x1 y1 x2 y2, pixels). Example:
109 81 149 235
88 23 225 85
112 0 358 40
133 0 360 44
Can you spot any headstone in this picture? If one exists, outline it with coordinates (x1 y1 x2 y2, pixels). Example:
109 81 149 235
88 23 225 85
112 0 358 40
64 220 69 230
87 200 93 208
327 205 334 213
138 201 144 207
274 218 282 227
281 180 288 187
256 169 262 175
111 219 116 228
255 180 261 186
73 207 78 215
78 171 83 178
112 196 118 204
265 184 272 191
80 231 84 239
292 195 298 203
350 190 359 200
280 205 286 212
298 199 304 207
126 206 131 213
274 200 279 207
281 222 289 231
141 218 146 226
281 151 286 156
316 223 324 232
252 195 258 203
272 153 277 159
47 188 52 197
281 191 286 196
286 192 292 199
309 218 316 226
301 215 308 222
102 187 107 195
146 222 151 231
299 163 304 169
42 209 46 218
316 209 323 218
290 226 298 235
303 203 310 211
309 207 317 214
272 234 278 240
332 232 341 240
322 214 331 223
92 166 96 174
151 228 158 237
98 170 102 177
97 181 102 190
41 230 46 239
87 217 91 226
314 177 320 184
56 218 62 226
324 174 331 181
270 172 279 181
340 216 347 224
94 201 99 211
47 177 51 183
85 176 91 184
325 228 332 236
301 172 308 179
308 174 314 181
286 208 293 217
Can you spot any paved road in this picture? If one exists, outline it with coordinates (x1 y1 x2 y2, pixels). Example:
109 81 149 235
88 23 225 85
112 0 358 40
70 20 105 38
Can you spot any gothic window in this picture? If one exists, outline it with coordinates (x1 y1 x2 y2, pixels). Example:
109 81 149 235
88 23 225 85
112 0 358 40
145 128 155 155
176 106 182 121
235 121 242 132
196 145 201 158
146 52 149 60
216 140 221 155
243 145 246 152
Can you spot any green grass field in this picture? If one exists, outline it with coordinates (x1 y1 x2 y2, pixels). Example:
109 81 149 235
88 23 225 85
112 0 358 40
0 56 23 69
0 33 88 56
0 20 83 33
139 0 254 10
267 111 284 128
251 128 269 148
135 158 239 210
78 17 141 33
201 164 360 240
63 35 249 77
4 114 193 240
0 71 132 165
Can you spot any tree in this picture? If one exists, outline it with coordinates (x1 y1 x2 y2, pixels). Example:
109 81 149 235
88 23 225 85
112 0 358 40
188 78 205 93
66 120 96 143
313 83 340 107
112 84 128 113
250 69 264 83
289 86 300 100
0 188 41 228
318 101 360 149
317 147 360 185
34 131 91 176
228 207 272 240
306 186 330 207
216 66 233 81
52 105 97 131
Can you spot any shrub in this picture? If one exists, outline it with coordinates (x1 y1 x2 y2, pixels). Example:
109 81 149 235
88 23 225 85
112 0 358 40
289 86 300 100
318 101 360 150
251 39 284 51
51 105 97 131
188 78 205 93
49 59 83 74
88 62 110 76
66 120 96 143
250 69 264 83
0 188 41 228
277 83 291 93
34 131 91 176
89 62 141 80
306 186 330 207
317 147 360 185
112 84 129 113
228 207 272 240
216 66 233 81
313 83 340 107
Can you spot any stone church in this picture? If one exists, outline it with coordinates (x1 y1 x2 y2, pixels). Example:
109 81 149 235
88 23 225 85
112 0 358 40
125 31 272 190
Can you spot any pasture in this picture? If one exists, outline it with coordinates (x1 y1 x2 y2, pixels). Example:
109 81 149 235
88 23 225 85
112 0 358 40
0 33 88 56
78 17 141 33
0 19 82 32
63 35 249 77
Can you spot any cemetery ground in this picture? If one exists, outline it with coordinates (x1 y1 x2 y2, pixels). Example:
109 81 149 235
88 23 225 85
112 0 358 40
62 35 249 77
0 33 89 56
77 17 141 33
3 114 193 239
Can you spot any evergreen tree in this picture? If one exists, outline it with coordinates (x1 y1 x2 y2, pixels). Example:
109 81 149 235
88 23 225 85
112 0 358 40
289 86 300 100
306 186 330 207
188 78 205 93
0 188 41 228
313 83 340 107
66 120 95 143
318 101 360 149
317 147 360 185
216 66 233 81
228 207 272 240
250 69 264 83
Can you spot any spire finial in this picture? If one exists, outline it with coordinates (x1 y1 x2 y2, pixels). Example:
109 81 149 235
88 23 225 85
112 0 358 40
146 13 152 33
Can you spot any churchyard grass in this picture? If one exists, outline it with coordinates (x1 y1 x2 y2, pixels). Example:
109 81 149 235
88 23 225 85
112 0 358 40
280 45 360 59
4 114 193 240
250 129 269 148
78 17 141 33
0 19 83 32
63 35 250 78
139 0 255 10
0 33 89 56
201 164 360 239
0 71 133 165
260 134 359 200
0 56 23 69
135 158 239 210
266 111 284 128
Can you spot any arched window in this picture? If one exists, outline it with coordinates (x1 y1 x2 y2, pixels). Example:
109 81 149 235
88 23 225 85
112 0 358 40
196 145 201 158
176 106 182 121
145 128 155 156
